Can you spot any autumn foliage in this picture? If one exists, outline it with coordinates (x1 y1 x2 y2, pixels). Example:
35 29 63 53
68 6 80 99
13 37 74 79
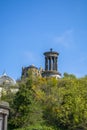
1 73 87 130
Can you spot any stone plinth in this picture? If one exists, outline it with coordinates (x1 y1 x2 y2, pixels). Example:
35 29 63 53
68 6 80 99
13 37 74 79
42 70 61 78
0 101 9 130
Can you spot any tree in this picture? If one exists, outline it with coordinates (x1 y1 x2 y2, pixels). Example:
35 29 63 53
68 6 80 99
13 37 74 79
63 72 76 79
6 74 87 130
43 78 87 130
8 78 44 129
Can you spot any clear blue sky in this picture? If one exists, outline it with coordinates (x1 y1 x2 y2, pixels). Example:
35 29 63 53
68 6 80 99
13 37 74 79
0 0 87 79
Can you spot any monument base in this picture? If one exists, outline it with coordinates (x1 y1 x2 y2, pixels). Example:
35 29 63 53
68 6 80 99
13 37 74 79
42 70 61 78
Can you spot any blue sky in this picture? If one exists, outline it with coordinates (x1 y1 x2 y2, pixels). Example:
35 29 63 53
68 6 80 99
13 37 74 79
0 0 87 79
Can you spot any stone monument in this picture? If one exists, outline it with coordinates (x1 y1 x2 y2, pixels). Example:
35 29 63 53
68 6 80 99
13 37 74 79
0 101 9 130
42 49 61 78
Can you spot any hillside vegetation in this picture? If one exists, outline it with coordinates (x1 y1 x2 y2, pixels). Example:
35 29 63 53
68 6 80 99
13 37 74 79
1 73 87 130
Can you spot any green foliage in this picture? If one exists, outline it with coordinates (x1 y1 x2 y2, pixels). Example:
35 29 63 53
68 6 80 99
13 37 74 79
1 73 87 130
42 78 87 130
14 124 56 130
63 72 76 79
8 78 44 129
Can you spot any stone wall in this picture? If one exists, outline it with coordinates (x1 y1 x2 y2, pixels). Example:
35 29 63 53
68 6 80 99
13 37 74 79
0 101 9 130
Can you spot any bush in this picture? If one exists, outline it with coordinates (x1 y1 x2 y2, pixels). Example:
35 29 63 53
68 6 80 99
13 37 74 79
14 124 56 130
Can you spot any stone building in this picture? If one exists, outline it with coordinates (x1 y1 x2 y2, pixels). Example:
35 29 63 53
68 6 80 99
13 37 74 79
0 101 9 130
42 49 61 78
0 72 18 97
21 49 61 79
21 65 42 79
0 72 16 86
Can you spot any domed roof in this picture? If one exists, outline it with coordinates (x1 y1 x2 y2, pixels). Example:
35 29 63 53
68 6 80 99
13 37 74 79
0 72 16 86
29 64 38 69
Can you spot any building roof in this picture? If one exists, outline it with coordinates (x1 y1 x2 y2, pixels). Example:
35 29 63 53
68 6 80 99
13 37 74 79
0 72 16 86
22 65 38 71
28 65 38 69
44 48 59 56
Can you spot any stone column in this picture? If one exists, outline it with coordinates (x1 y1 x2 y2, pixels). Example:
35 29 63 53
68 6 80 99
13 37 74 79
45 57 48 71
53 57 55 70
53 57 56 70
50 57 53 71
49 57 51 70
52 57 54 70
51 57 53 70
4 115 8 130
56 57 58 71
0 101 9 130
0 114 3 130
49 57 53 71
